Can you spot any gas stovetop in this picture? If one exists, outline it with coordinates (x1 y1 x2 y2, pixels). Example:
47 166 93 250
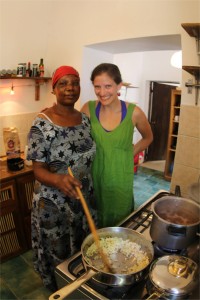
54 190 199 300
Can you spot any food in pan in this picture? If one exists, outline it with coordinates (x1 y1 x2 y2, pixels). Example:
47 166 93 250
85 237 150 274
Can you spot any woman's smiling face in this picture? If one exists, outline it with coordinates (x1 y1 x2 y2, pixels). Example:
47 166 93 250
93 72 121 105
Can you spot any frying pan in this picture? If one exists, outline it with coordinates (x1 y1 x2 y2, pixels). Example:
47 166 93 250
49 227 154 300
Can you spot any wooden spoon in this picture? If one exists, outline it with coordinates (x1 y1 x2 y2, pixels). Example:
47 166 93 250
68 167 114 273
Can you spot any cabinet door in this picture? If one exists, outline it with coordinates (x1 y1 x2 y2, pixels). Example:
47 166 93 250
16 173 35 249
0 180 27 261
148 82 176 160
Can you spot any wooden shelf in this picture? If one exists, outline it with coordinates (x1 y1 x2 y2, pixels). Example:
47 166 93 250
182 66 200 79
181 23 200 38
181 24 200 105
122 82 138 88
0 76 51 100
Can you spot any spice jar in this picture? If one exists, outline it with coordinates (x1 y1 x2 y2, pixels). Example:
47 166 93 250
17 63 24 77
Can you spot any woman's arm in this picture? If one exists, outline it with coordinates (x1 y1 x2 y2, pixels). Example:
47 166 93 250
32 161 82 199
132 106 153 156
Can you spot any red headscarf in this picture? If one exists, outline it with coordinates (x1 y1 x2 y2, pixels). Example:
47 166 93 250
52 66 79 88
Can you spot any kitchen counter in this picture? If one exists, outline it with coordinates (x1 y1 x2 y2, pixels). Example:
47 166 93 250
0 157 35 261
0 158 33 181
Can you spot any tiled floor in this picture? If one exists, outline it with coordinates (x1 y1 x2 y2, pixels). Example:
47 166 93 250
0 250 52 300
134 165 170 209
0 166 170 300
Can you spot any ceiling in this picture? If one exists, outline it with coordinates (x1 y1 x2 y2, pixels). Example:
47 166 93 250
86 34 182 54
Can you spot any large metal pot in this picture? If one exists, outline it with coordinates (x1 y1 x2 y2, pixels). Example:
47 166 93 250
150 196 200 250
146 255 199 300
49 227 154 300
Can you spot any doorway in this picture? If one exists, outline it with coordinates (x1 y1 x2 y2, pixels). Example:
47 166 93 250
146 81 178 162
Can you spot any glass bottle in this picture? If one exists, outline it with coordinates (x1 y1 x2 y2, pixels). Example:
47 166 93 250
39 58 44 77
26 62 32 77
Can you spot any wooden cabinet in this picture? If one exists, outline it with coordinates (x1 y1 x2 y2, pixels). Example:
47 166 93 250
164 89 181 181
16 173 35 249
0 171 35 262
0 179 26 261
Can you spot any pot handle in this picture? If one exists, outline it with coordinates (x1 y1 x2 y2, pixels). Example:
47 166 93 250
168 225 186 236
49 268 97 300
175 185 181 197
145 292 164 300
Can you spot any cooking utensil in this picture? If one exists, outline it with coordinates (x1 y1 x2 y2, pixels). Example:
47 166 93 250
150 196 200 249
49 227 154 300
146 255 198 300
67 167 113 273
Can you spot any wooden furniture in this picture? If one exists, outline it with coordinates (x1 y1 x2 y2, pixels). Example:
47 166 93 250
16 173 35 248
164 89 181 181
0 77 51 100
181 23 200 38
181 23 200 105
0 161 35 262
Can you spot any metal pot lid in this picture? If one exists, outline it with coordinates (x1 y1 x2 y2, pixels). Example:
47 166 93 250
149 255 198 295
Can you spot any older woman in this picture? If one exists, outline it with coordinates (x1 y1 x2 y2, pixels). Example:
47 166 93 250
27 66 97 291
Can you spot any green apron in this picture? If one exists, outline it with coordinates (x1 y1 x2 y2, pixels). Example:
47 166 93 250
89 101 135 227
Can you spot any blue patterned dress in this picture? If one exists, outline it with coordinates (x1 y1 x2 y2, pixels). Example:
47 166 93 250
27 113 97 291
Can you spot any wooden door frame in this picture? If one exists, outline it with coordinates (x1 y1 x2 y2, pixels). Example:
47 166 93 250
145 80 180 162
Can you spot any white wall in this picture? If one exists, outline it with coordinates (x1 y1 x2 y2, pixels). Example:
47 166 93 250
81 49 181 112
0 0 199 116
0 79 54 116
114 52 143 105
81 47 113 104
114 50 182 112
114 50 182 143
0 0 199 180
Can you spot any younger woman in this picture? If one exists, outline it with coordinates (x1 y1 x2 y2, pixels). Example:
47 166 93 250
81 63 153 227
